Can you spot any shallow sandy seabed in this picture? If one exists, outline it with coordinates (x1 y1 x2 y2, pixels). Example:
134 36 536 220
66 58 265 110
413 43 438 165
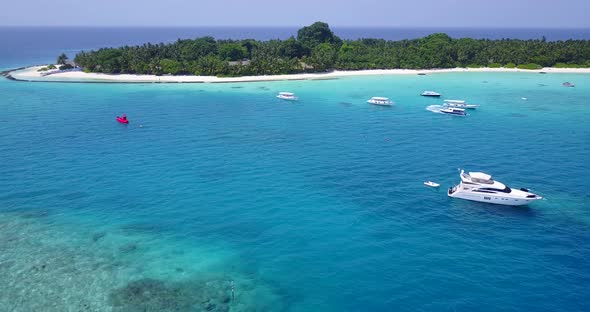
0 211 284 312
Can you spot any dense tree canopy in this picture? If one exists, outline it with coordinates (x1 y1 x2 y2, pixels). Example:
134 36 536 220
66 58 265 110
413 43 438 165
72 22 590 77
57 53 68 65
297 21 342 52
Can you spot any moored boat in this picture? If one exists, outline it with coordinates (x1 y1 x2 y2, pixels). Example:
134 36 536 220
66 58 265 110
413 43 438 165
277 92 298 100
367 97 393 106
562 82 575 87
439 107 466 116
421 91 441 97
443 100 479 109
448 170 543 206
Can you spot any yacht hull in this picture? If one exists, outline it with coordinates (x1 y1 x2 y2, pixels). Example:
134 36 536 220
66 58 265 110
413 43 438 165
277 96 298 101
448 189 541 206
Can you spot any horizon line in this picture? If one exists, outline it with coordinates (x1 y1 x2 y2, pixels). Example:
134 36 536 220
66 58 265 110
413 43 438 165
0 25 589 30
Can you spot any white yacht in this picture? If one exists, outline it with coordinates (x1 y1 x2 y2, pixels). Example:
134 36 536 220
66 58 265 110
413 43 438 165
367 97 393 106
421 91 441 97
277 92 298 101
448 170 543 206
443 100 479 109
439 107 466 116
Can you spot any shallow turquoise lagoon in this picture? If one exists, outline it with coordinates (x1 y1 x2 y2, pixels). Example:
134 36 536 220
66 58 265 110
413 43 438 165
1 72 589 311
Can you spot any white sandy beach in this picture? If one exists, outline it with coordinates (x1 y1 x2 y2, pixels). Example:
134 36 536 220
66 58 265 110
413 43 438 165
8 65 590 83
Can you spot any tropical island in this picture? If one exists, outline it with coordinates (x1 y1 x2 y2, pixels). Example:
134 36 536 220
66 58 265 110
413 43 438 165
6 22 590 83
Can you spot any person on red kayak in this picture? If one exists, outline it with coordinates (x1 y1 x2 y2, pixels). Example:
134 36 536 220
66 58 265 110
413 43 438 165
117 114 129 124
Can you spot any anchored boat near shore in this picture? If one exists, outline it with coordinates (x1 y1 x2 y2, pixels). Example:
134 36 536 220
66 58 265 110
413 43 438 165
421 91 441 97
439 107 467 116
367 97 394 106
277 92 298 101
443 100 479 109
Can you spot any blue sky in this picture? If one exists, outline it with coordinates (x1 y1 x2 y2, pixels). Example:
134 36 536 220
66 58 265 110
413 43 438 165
1 0 589 27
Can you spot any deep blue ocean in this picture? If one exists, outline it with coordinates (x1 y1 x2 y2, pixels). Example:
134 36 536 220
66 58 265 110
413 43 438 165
1 28 590 311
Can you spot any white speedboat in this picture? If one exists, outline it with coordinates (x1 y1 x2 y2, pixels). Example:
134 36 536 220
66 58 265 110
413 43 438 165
448 170 543 206
562 82 575 87
421 91 441 97
277 92 298 101
424 181 440 188
367 97 393 106
439 107 466 116
443 100 479 109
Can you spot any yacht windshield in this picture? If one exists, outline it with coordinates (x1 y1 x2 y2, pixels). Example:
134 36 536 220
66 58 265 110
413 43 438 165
479 187 512 193
471 177 494 184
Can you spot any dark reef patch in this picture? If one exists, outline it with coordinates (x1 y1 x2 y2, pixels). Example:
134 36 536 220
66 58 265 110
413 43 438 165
508 113 528 118
92 232 106 242
120 222 165 234
119 243 138 253
109 278 234 312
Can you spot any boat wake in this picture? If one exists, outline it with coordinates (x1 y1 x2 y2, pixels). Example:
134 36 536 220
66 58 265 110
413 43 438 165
426 105 444 114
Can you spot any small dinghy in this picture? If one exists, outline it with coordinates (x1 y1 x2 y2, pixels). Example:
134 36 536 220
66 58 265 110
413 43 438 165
277 92 298 100
424 181 440 188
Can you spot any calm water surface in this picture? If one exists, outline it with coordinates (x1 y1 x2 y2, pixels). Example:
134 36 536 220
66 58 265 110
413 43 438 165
0 29 589 312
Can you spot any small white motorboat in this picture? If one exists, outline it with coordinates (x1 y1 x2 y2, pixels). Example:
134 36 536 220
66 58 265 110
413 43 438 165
421 91 441 97
277 92 298 101
562 82 575 87
367 97 393 106
424 181 440 188
443 100 479 109
439 107 467 116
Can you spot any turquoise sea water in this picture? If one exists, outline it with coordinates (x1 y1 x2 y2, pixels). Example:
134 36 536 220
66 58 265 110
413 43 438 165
2 67 590 309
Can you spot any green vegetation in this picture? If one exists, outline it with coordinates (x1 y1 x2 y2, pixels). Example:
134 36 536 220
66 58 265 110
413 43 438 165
57 53 69 65
554 62 590 68
59 64 74 70
38 64 59 72
71 22 590 77
488 63 502 68
517 63 543 70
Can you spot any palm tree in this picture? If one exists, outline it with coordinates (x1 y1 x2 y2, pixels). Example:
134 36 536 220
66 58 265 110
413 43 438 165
57 53 68 65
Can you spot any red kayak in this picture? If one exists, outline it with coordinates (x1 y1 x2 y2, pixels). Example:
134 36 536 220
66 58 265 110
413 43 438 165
116 116 129 124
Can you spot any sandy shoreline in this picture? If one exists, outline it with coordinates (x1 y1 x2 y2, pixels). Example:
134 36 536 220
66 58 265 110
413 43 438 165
7 65 590 83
